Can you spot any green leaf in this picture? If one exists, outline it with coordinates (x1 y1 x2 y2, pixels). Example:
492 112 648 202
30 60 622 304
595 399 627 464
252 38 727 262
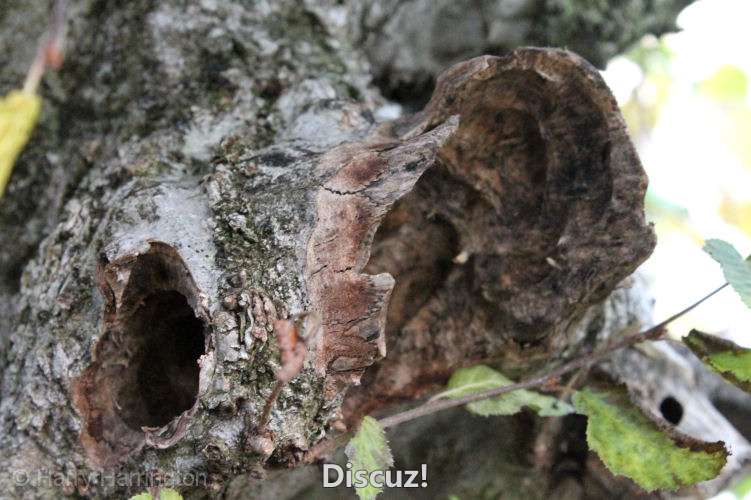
730 473 751 498
436 365 574 417
573 388 727 492
703 239 751 309
129 489 183 500
684 330 751 392
699 65 748 103
158 490 183 500
345 416 394 500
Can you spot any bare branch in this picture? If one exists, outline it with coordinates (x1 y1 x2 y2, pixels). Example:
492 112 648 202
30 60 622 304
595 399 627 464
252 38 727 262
23 0 67 93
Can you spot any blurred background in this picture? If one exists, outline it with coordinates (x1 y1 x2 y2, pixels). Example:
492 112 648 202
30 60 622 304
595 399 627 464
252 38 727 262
601 0 751 348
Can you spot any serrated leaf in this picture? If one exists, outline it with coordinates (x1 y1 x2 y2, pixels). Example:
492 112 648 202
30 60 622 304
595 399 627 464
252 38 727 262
436 365 574 417
129 489 183 500
0 90 42 197
345 416 394 500
684 329 751 392
703 239 751 309
573 388 727 492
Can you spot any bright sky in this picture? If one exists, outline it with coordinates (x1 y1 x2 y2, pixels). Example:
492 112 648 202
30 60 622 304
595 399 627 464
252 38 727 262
602 0 751 348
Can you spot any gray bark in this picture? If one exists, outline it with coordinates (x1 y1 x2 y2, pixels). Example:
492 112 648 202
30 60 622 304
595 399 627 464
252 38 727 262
2 1 747 499
347 0 694 104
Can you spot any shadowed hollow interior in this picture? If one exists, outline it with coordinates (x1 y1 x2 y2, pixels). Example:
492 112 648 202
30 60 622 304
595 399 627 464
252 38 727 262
356 68 615 406
365 104 565 354
116 289 205 429
112 249 206 430
74 243 208 464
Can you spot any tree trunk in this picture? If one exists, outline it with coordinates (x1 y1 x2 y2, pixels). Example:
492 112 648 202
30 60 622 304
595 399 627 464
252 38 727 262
1 1 748 499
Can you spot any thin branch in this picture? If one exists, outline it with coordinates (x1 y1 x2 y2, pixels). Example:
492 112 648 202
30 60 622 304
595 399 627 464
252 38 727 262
259 315 321 431
23 0 67 94
378 283 728 429
258 380 284 430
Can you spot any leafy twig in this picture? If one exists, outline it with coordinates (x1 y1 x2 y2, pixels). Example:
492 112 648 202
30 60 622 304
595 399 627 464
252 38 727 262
378 283 728 429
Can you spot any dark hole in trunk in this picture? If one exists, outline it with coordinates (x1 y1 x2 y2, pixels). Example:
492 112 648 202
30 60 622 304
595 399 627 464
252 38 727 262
73 242 209 467
117 290 205 430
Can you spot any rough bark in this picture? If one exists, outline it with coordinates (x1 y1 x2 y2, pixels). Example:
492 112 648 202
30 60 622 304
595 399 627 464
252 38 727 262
1 1 747 499
345 0 694 104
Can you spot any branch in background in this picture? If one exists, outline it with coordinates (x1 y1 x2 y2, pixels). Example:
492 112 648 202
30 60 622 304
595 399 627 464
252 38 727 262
23 0 67 93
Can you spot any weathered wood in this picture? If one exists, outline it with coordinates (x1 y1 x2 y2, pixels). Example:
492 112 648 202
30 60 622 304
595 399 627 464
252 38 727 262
345 49 657 418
